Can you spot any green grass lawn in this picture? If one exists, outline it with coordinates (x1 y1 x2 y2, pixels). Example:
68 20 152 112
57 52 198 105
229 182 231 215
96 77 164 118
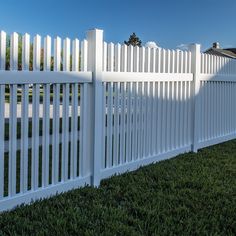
0 140 235 235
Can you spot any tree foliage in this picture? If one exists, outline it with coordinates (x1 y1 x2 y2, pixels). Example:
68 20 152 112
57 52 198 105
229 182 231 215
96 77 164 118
124 33 142 47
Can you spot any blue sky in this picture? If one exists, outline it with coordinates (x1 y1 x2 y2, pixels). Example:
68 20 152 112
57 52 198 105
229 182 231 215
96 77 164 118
0 0 235 51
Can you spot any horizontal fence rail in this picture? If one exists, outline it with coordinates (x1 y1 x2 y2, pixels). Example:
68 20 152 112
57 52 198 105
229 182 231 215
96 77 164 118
0 28 236 212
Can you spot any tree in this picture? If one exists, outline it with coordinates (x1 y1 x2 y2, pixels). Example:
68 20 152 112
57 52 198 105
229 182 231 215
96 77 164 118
124 33 142 47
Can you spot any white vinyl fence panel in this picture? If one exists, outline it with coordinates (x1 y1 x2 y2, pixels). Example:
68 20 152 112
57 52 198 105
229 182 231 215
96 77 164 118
0 29 236 212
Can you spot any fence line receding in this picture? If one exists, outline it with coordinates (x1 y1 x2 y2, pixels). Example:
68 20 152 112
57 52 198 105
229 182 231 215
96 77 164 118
0 29 236 212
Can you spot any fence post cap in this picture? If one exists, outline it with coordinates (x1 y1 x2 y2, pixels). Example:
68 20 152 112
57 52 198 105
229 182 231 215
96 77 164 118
188 43 201 51
87 28 103 33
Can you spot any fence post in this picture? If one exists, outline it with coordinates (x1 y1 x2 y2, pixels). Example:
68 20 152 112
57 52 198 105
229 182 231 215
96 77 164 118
87 29 104 186
189 44 201 153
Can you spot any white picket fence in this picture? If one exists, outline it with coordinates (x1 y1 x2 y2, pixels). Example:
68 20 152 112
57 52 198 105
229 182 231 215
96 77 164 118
0 29 236 212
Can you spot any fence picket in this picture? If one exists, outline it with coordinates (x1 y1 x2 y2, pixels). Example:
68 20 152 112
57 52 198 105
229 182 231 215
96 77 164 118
0 31 6 70
70 83 78 178
139 47 145 72
22 33 30 71
32 84 40 190
166 81 171 151
103 42 107 72
133 46 139 72
33 35 41 71
113 83 119 166
52 83 60 184
106 82 113 167
126 82 132 161
0 85 4 198
9 85 17 196
63 38 70 71
42 84 50 187
120 82 125 163
127 45 133 72
20 85 29 192
80 83 88 177
114 43 121 72
132 82 138 159
62 83 69 181
145 47 150 72
54 37 61 71
44 36 51 71
108 43 114 72
10 32 18 70
138 82 142 158
81 40 88 71
72 39 79 72
121 45 127 72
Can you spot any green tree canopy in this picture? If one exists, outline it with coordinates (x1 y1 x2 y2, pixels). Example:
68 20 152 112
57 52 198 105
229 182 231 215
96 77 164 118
124 33 142 47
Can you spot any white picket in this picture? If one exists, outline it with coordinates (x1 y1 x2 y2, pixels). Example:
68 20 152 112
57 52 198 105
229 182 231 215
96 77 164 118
54 37 61 71
10 32 18 71
139 47 145 72
9 85 17 196
179 81 183 147
62 82 70 181
166 81 171 151
133 46 139 72
146 82 151 154
137 82 142 158
32 84 40 190
151 82 157 154
145 47 150 72
70 83 78 178
126 82 132 161
52 83 60 184
72 39 79 71
0 85 4 198
121 45 127 72
161 49 166 73
0 31 6 70
132 82 138 159
106 82 113 167
22 33 30 71
63 38 70 71
108 43 114 72
161 82 166 152
156 81 161 154
183 81 188 145
33 35 41 71
20 84 29 192
179 50 184 73
175 81 179 148
184 51 188 73
170 81 175 149
150 48 156 73
44 36 51 71
113 82 119 165
81 39 88 71
127 45 133 72
42 84 50 187
166 50 171 73
80 83 88 177
114 43 121 72
143 82 148 156
120 82 125 163
156 48 161 73
103 42 107 72
171 50 175 73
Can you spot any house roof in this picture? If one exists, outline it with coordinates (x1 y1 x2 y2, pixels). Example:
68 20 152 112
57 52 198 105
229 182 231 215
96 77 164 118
204 45 236 59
